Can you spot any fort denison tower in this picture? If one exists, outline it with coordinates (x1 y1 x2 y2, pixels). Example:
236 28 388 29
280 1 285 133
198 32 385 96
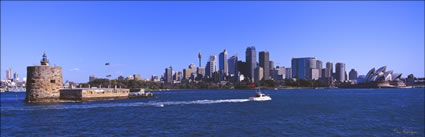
25 53 63 102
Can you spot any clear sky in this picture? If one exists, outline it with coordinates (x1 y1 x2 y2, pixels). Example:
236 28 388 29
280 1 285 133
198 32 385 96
1 1 424 83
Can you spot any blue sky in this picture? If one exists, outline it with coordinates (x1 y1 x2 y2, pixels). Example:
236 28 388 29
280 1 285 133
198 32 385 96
1 1 424 83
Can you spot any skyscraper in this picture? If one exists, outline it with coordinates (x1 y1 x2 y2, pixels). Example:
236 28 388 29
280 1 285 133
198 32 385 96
205 56 217 78
228 54 238 76
196 67 205 80
291 57 319 80
325 62 333 78
246 46 257 82
237 61 249 79
6 68 12 80
349 69 358 81
219 49 228 74
335 63 346 82
254 67 263 82
165 66 173 83
285 68 292 79
321 68 326 78
133 74 142 80
183 68 192 80
316 60 323 78
269 61 275 80
188 64 196 76
259 51 270 80
274 66 285 80
198 52 202 67
13 72 19 82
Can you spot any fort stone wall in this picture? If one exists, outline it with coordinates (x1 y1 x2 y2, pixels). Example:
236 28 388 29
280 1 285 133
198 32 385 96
25 65 63 102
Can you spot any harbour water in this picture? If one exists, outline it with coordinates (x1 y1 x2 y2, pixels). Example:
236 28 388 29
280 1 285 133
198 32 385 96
1 88 424 136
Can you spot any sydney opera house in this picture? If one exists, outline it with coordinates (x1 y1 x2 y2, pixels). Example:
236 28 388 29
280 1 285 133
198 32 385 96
357 66 406 87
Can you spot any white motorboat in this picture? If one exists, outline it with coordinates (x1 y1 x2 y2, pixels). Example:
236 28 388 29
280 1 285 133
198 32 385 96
249 92 271 101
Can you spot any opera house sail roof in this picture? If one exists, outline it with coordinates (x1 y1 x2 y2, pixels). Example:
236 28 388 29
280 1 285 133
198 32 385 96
363 66 402 83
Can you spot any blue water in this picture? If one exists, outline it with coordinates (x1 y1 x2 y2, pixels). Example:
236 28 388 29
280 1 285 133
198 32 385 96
1 88 424 136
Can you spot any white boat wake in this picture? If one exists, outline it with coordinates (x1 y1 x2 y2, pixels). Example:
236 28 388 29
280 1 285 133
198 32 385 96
2 99 251 111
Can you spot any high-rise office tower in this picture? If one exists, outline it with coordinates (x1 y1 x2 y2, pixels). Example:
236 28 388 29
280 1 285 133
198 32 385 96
285 68 292 79
349 69 358 81
228 54 238 76
237 61 249 78
274 66 285 80
198 52 202 67
205 56 217 78
245 46 257 82
321 68 326 78
196 67 205 80
133 74 142 80
291 57 319 80
269 61 275 80
183 68 192 80
335 63 346 82
188 64 196 76
259 51 270 80
165 66 173 83
219 49 228 74
316 60 323 78
254 67 263 82
5 68 12 80
13 72 19 82
325 62 333 78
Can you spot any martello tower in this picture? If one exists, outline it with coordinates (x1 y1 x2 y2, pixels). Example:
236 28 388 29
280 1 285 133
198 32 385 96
25 53 63 102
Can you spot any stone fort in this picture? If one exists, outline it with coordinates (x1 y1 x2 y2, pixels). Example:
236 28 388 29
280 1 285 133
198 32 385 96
25 53 63 102
25 53 152 103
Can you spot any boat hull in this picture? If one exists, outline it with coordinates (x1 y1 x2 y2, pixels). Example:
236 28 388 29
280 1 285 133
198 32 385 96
249 96 272 101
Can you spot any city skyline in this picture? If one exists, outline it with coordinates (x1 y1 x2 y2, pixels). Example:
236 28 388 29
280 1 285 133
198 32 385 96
1 1 424 82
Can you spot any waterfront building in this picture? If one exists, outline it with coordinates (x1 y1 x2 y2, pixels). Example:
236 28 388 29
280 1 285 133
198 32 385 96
285 68 292 79
254 67 263 82
26 53 63 102
291 57 319 80
259 51 270 80
364 66 402 83
316 60 323 78
228 54 238 76
325 62 333 78
165 66 173 83
219 49 228 74
335 62 346 82
246 46 257 82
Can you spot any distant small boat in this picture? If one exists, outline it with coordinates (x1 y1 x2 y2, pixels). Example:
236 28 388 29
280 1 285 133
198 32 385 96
249 92 271 101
